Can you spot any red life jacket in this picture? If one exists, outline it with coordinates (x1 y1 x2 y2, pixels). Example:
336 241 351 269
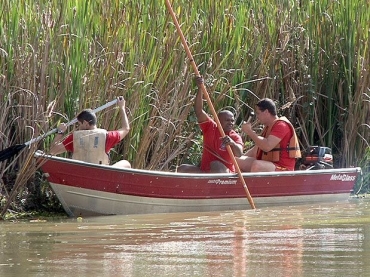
256 117 301 162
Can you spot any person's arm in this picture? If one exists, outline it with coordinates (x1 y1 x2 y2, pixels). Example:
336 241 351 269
49 123 68 155
243 145 257 158
194 76 208 123
231 141 243 157
241 122 281 152
221 135 243 157
116 97 130 141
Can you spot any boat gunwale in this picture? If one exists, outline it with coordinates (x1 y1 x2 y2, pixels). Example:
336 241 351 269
35 151 362 179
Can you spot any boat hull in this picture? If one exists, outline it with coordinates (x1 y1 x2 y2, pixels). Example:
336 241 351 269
36 152 361 217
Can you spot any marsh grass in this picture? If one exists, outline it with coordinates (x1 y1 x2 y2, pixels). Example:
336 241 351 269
0 0 369 213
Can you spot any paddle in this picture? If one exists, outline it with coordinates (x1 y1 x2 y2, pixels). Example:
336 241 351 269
165 0 256 209
0 98 119 162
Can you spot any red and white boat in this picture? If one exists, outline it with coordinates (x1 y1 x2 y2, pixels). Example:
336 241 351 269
35 151 361 217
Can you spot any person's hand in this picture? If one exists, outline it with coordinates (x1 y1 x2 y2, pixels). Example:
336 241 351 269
221 135 234 146
117 96 126 109
194 76 204 87
57 123 67 134
241 121 253 135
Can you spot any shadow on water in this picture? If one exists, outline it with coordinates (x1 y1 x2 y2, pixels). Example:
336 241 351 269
1 199 370 277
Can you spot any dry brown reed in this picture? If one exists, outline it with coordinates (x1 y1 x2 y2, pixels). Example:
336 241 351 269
0 0 369 179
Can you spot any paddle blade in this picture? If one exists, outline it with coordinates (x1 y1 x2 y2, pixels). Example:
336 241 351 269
0 144 26 162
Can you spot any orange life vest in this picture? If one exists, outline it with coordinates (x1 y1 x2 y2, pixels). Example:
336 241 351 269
256 117 301 162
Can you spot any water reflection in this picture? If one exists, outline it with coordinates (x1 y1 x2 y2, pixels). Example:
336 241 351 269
0 199 369 277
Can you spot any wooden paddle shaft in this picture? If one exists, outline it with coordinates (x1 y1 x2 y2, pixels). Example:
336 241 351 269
165 0 256 209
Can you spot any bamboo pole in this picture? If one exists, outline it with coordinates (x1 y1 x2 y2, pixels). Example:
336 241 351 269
165 0 256 209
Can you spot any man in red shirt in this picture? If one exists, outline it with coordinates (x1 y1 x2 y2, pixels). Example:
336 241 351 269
236 98 301 172
50 97 131 168
177 77 243 173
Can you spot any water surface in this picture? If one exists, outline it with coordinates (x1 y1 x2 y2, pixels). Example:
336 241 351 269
1 199 369 277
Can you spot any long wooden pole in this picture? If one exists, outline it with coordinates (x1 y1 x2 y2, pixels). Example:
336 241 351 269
165 0 256 209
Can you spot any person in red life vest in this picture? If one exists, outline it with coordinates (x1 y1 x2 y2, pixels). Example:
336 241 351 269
50 97 131 168
236 98 301 172
177 76 243 173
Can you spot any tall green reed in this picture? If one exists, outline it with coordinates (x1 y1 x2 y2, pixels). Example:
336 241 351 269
0 0 369 174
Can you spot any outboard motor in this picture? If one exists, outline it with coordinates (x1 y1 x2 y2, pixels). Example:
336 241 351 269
298 146 333 170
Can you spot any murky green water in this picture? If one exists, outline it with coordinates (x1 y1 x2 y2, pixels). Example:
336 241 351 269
1 199 369 277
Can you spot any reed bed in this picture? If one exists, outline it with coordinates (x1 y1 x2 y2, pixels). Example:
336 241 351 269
0 0 369 211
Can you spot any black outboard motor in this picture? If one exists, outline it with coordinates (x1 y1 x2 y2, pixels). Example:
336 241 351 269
298 146 333 170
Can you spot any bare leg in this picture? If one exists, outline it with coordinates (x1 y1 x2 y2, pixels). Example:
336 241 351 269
250 160 276 172
209 161 229 173
236 156 256 172
111 160 131 168
177 164 204 173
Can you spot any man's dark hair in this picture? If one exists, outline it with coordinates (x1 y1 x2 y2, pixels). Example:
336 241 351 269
77 109 97 126
256 98 277 116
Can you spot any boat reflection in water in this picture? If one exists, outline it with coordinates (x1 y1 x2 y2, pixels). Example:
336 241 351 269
2 200 369 277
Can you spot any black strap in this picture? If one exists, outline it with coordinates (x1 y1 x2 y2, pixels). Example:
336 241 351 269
264 147 299 153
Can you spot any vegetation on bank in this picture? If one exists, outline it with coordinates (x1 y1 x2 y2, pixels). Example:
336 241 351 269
0 0 369 217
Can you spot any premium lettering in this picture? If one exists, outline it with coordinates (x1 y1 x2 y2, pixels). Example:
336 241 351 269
208 179 237 185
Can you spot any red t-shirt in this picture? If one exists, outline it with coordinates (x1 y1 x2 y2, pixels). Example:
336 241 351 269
62 130 121 153
269 121 295 170
199 116 243 172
